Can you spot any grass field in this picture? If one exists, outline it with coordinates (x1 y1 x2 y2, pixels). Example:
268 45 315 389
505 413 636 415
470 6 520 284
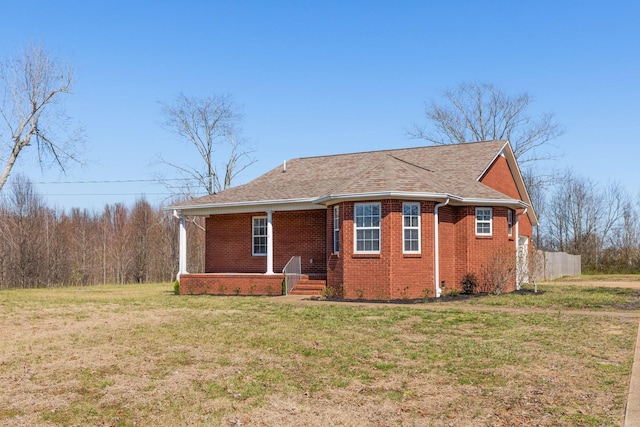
0 282 638 426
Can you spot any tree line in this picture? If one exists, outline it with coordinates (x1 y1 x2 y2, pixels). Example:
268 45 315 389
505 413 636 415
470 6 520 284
536 170 640 274
0 176 204 289
2 43 638 287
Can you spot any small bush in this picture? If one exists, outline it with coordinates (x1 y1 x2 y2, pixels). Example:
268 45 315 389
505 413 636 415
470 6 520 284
321 283 344 299
461 273 479 294
173 280 180 295
482 247 516 295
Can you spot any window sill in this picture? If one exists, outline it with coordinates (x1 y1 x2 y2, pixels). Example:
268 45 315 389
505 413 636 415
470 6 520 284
403 253 422 258
475 235 493 240
352 253 381 259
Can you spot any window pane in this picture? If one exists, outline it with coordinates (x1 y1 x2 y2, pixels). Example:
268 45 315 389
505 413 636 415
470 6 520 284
253 217 268 254
354 203 381 253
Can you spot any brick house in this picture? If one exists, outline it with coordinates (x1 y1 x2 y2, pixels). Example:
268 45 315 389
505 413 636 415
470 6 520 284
169 140 537 299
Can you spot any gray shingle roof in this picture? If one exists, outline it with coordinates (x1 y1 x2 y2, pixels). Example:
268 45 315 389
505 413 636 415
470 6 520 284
173 140 522 208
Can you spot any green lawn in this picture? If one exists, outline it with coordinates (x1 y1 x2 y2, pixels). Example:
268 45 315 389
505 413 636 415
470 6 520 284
0 283 637 426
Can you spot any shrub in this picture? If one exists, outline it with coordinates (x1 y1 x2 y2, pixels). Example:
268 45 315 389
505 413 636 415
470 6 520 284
482 247 516 295
461 273 479 294
173 280 180 295
321 283 344 299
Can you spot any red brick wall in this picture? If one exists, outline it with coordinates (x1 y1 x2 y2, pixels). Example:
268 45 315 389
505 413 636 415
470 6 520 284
388 201 437 299
206 213 262 273
327 203 344 294
438 204 456 294
449 205 517 293
327 199 521 299
332 200 439 300
274 210 326 275
179 273 284 295
480 154 533 238
205 210 326 274
340 201 391 299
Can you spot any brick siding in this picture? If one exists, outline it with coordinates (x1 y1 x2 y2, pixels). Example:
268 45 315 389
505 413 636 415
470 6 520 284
206 210 326 274
186 154 530 298
179 273 284 296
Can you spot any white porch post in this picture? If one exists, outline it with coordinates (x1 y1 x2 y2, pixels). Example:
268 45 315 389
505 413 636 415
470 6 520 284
514 208 528 290
515 217 520 290
174 210 188 280
266 210 274 274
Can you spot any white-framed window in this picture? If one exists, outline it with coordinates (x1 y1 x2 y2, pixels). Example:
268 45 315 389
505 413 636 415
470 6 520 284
475 207 492 236
252 216 267 256
354 203 381 253
507 209 513 237
403 202 420 253
333 205 340 254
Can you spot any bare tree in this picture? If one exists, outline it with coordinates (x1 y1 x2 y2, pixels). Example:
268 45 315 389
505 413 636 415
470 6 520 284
544 170 626 270
0 43 84 192
409 82 564 165
159 93 255 197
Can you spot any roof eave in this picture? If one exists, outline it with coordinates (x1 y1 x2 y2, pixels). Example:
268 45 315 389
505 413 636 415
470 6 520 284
315 192 530 209
167 198 322 215
314 192 459 205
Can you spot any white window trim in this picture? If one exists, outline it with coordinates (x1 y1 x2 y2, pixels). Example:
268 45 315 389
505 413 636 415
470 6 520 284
252 216 267 256
475 207 493 236
507 209 513 237
402 202 421 254
333 205 340 254
354 202 381 254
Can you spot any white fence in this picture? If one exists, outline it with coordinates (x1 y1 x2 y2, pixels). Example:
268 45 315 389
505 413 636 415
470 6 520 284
533 250 582 281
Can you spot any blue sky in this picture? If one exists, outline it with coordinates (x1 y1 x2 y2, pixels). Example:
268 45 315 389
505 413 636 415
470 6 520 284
1 1 639 211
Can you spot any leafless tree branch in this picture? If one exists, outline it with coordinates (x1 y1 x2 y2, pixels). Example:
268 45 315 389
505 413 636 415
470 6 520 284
0 43 85 192
157 93 255 197
408 82 565 165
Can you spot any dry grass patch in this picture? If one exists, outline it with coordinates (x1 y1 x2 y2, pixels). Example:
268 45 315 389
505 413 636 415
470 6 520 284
0 283 636 426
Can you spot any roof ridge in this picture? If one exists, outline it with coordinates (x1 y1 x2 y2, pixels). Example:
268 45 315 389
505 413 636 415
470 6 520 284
296 139 507 161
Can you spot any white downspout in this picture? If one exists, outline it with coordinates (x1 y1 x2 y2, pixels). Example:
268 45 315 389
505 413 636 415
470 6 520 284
266 210 274 274
434 199 450 298
515 207 528 290
173 210 188 280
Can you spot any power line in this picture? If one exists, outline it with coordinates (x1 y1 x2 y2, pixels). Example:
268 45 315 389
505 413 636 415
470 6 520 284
44 193 174 196
36 178 193 185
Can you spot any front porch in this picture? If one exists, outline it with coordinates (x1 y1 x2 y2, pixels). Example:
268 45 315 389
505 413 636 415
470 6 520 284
179 273 327 296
